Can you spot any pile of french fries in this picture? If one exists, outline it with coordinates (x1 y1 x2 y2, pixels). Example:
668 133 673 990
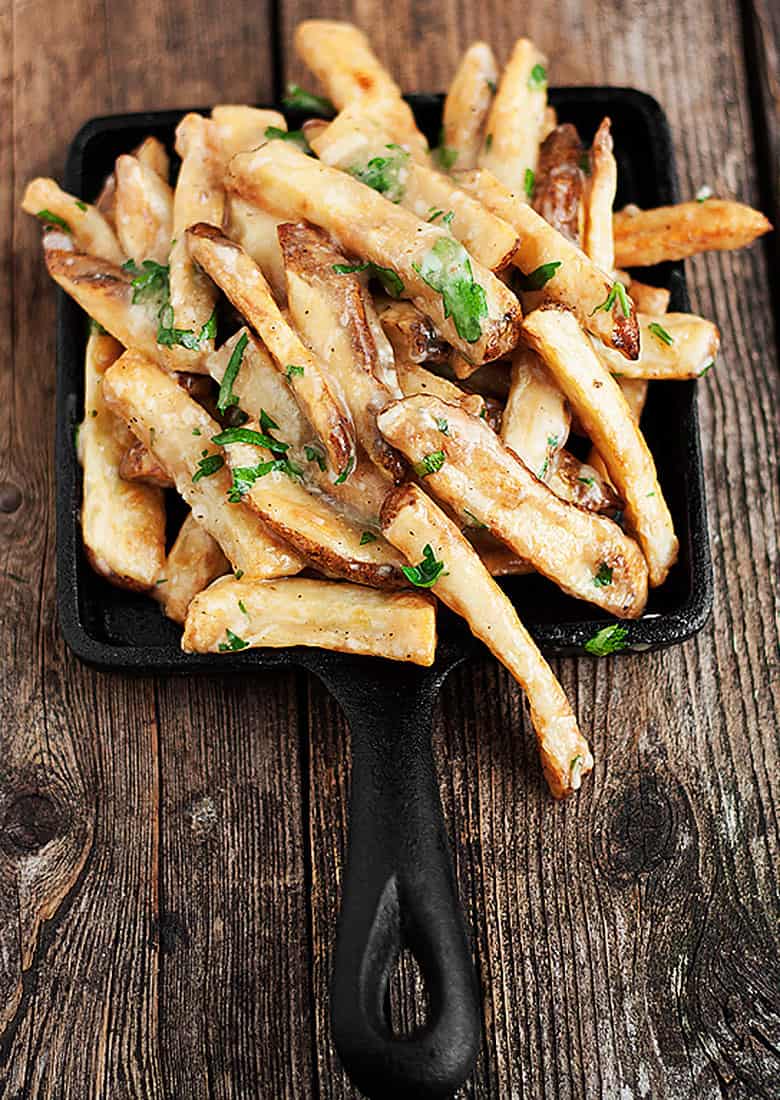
23 21 771 798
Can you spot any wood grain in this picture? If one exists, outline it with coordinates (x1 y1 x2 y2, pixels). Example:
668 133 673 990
281 1 780 1097
0 0 778 1098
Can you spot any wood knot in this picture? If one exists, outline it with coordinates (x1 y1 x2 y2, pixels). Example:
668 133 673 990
2 794 66 853
0 482 22 513
598 772 678 882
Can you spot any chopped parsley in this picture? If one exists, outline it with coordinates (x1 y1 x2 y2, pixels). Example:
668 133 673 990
123 259 215 349
234 569 244 580
282 83 335 117
515 261 561 291
89 317 107 335
570 755 584 787
348 144 409 203
157 303 217 349
463 508 487 529
648 321 674 346
579 153 591 175
528 63 547 90
285 364 305 381
122 258 169 303
75 200 88 212
304 444 327 471
435 417 449 434
211 426 289 453
36 209 70 232
332 261 404 298
360 531 378 545
401 544 446 588
698 360 715 377
335 455 355 484
432 131 458 172
412 237 487 343
524 168 535 199
696 185 713 203
192 428 202 436
238 599 248 615
593 562 613 587
192 453 224 482
584 623 628 656
218 628 249 652
538 434 559 479
578 476 595 486
217 331 249 412
414 450 445 477
264 125 311 154
227 457 302 501
428 209 454 228
484 133 493 151
487 79 497 93
591 281 632 319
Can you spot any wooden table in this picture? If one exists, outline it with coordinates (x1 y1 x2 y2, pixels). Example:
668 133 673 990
1 1 778 1096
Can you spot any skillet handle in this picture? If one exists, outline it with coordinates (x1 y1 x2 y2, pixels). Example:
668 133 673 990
323 666 481 1100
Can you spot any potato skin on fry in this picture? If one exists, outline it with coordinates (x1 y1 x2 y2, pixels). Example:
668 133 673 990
533 124 584 243
23 178 123 263
183 576 437 665
377 394 648 617
381 483 593 798
613 199 772 266
594 312 720 380
119 437 174 489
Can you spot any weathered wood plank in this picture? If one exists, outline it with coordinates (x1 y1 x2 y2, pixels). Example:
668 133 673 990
0 2 313 1098
281 1 780 1097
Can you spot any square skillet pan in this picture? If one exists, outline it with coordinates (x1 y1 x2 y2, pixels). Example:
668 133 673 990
56 90 713 1099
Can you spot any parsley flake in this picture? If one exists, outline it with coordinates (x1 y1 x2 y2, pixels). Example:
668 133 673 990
218 628 249 652
227 457 302 501
332 261 404 298
212 426 289 453
401 544 446 588
217 332 249 412
304 444 327 471
285 364 305 381
264 126 311 154
524 168 535 199
698 360 715 377
282 83 335 116
413 237 488 343
192 453 224 482
648 321 674 346
36 209 70 232
463 508 487 529
75 200 88 212
435 418 449 434
584 623 628 656
414 450 445 477
528 63 547 90
335 455 355 485
515 261 561 291
348 144 409 203
238 599 248 615
593 562 613 587
360 531 378 545
432 132 458 173
696 185 713 203
592 281 632 319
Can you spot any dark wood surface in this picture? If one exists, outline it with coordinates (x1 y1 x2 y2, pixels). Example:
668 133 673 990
0 1 777 1097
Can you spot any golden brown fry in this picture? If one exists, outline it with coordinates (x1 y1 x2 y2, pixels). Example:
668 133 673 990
381 484 593 797
594 312 720 379
278 221 403 481
114 154 174 264
187 223 357 477
501 346 570 480
378 300 450 366
613 199 772 266
441 42 498 171
455 168 640 361
79 331 166 591
377 394 648 616
22 178 123 263
153 512 229 624
478 38 548 189
102 349 303 579
582 118 617 272
222 430 406 588
466 531 534 576
541 106 558 142
522 307 678 586
309 105 518 272
226 195 287 301
227 141 522 364
293 19 428 160
135 136 170 181
395 358 485 419
183 575 437 665
627 279 670 315
548 450 623 517
532 124 585 243
119 437 174 489
211 105 286 159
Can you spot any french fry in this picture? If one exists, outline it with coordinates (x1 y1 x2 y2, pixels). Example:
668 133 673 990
587 378 648 485
22 178 123 263
522 307 678 586
541 105 558 141
278 222 403 481
114 153 174 264
79 331 166 590
547 450 623 517
500 347 570 480
381 484 593 797
168 113 225 370
293 19 429 161
378 300 450 365
478 38 548 190
532 124 585 242
441 42 498 171
187 223 357 477
582 118 617 272
395 358 485 419
222 428 406 588
211 105 286 159
153 512 229 624
95 136 170 228
119 437 174 488
226 195 287 301
627 278 670 315
594 312 720 379
182 575 437 666
613 199 772 266
102 349 303 579
205 329 391 522
466 532 534 577
377 394 648 616
454 168 640 361
309 104 518 273
226 141 522 364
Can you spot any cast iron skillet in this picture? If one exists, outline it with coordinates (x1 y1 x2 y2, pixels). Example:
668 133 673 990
56 89 712 1099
